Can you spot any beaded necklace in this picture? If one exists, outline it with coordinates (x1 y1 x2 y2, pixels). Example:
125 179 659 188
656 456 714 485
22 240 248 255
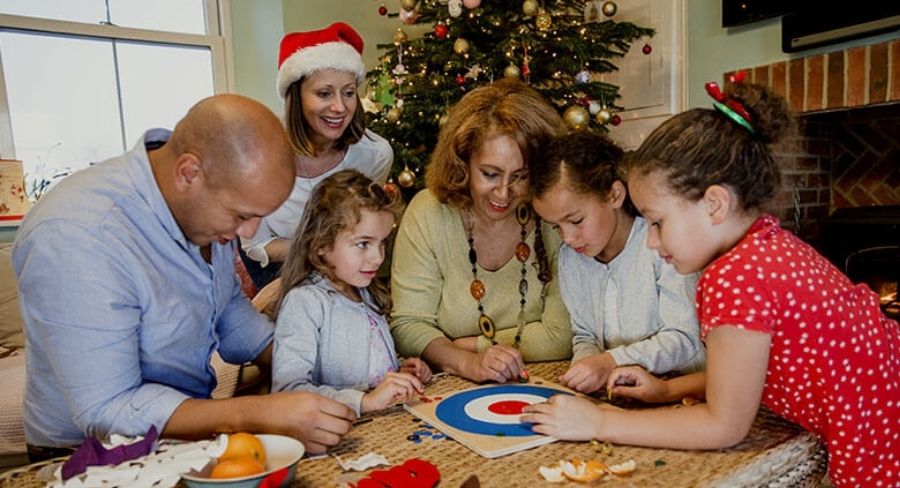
466 205 544 349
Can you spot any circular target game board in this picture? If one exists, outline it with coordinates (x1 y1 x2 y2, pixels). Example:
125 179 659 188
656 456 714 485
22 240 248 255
435 384 568 437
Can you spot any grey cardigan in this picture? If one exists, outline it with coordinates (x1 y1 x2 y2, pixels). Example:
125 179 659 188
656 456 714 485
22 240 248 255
272 274 399 415
559 217 706 374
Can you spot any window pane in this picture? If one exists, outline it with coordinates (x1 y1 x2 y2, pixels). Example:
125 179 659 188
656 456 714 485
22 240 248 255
0 0 106 25
108 0 207 35
117 42 214 147
0 31 123 197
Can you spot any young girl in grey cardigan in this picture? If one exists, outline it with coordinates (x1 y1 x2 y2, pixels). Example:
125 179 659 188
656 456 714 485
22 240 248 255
529 132 705 395
271 170 431 415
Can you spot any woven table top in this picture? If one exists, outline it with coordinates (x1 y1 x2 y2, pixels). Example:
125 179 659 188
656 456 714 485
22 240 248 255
0 361 827 488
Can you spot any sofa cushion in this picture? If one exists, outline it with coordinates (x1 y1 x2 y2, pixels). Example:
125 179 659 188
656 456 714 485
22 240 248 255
0 350 26 455
0 243 24 350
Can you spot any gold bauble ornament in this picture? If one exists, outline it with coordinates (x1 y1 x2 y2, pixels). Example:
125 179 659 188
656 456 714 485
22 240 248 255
596 108 612 124
503 63 521 79
453 37 470 55
401 0 417 10
602 1 617 16
535 10 552 30
397 168 416 188
522 0 538 16
393 27 408 44
386 107 402 123
563 105 590 130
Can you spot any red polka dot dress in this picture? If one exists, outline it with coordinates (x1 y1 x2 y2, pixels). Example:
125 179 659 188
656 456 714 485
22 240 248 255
696 214 899 487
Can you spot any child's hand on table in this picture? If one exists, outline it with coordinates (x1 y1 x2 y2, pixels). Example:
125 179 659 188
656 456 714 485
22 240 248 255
399 357 433 384
605 365 668 403
559 352 617 394
361 372 425 413
520 394 604 441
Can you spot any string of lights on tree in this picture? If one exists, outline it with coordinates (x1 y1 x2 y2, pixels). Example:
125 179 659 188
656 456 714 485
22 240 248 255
364 0 654 192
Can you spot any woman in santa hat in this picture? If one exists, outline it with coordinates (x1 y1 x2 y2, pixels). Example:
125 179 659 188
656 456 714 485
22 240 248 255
240 22 392 289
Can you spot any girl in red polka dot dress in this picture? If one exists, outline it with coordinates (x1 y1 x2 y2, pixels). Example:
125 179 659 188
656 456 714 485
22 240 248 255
522 79 899 487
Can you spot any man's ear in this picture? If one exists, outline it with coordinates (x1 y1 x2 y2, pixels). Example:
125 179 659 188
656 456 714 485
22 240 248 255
702 185 734 225
609 180 627 208
172 153 203 192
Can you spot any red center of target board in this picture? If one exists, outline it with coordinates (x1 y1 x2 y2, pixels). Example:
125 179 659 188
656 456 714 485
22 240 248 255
487 400 529 415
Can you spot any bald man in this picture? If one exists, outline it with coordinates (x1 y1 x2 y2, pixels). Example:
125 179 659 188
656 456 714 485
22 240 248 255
13 95 355 460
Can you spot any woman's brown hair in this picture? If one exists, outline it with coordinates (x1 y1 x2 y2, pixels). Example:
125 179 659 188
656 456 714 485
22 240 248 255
628 82 793 210
283 78 367 157
274 170 402 316
425 78 566 209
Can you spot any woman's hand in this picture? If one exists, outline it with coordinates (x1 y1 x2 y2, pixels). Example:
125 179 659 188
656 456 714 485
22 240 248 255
466 344 526 383
559 352 617 394
360 372 424 413
605 366 669 403
520 394 604 441
399 357 433 384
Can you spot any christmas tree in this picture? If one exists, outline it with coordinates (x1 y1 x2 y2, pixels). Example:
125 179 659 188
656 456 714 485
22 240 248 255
365 0 654 192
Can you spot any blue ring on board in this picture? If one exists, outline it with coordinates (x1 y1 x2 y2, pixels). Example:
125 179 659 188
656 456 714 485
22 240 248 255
434 384 569 437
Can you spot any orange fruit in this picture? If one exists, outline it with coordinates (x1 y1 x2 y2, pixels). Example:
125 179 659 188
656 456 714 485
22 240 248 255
209 457 265 479
220 432 267 466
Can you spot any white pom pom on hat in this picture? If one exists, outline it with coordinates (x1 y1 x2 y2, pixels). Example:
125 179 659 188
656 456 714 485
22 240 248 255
277 22 366 98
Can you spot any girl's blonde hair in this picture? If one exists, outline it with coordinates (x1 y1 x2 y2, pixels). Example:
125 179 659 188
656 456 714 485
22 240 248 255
274 170 401 316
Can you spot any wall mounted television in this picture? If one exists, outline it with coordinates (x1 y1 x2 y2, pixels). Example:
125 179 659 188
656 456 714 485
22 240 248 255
782 1 900 52
722 0 791 28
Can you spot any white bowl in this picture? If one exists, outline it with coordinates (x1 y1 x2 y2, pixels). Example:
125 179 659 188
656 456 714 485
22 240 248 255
181 434 305 488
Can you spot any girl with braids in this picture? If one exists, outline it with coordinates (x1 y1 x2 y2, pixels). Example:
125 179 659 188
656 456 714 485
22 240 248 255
391 79 573 384
522 79 899 487
271 170 431 415
529 131 705 395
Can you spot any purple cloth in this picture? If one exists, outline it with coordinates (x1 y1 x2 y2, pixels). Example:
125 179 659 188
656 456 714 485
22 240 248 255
61 426 159 480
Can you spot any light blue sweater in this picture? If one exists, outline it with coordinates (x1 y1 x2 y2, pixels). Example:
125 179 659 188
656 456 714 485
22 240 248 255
559 217 706 373
272 274 399 415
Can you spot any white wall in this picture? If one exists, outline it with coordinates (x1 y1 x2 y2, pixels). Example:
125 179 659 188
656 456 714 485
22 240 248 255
687 0 900 108
229 0 398 113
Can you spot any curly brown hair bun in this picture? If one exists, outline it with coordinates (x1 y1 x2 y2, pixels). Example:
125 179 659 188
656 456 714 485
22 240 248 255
628 82 793 211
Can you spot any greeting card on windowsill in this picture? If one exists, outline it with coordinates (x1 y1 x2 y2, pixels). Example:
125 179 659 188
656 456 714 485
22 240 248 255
0 159 29 225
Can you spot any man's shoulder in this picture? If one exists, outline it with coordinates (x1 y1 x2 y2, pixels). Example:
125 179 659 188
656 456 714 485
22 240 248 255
21 159 135 232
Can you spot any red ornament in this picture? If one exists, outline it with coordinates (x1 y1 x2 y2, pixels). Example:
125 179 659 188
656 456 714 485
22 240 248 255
455 74 466 86
611 114 622 126
383 181 399 200
378 4 387 15
434 23 448 39
642 44 652 55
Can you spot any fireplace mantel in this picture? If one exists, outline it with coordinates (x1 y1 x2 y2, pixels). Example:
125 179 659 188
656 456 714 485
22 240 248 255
725 39 899 114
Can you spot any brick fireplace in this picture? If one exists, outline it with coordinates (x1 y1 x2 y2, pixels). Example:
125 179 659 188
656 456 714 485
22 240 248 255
724 38 900 244
725 38 899 318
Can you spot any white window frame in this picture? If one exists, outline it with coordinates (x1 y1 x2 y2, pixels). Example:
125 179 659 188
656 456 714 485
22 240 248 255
0 0 235 160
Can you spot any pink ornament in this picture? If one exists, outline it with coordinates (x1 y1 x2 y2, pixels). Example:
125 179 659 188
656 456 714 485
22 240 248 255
399 7 419 24
462 0 481 8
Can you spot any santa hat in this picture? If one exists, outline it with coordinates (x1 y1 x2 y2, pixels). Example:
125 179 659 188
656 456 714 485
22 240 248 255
277 22 366 98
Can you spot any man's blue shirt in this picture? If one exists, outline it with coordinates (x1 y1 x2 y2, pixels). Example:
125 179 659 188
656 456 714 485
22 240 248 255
13 129 273 447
